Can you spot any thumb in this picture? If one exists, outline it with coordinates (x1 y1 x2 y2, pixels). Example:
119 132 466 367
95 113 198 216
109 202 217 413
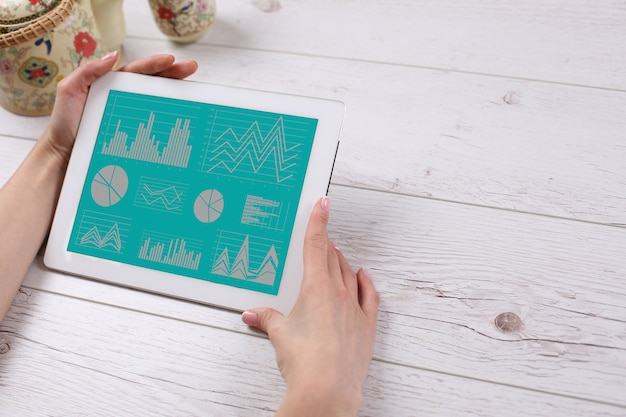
55 50 118 101
241 308 285 335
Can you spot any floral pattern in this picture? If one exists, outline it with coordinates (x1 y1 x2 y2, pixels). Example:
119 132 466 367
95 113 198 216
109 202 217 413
0 57 14 75
18 56 58 87
0 1 115 115
158 7 175 20
149 0 215 40
73 32 97 58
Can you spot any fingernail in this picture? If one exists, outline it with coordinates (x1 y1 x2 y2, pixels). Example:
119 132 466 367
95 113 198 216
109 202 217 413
101 50 118 61
321 196 330 212
242 311 259 327
330 240 340 250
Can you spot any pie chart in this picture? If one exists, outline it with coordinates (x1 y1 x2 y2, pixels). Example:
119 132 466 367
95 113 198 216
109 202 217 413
194 189 224 223
91 165 128 207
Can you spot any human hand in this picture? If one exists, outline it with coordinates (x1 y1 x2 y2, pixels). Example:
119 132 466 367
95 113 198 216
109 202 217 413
43 52 198 166
242 197 380 417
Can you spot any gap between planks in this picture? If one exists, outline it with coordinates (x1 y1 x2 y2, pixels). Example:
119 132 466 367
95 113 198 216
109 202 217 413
1 136 624 230
9 282 626 412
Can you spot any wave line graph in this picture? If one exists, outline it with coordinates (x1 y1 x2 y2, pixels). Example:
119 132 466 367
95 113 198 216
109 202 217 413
202 115 301 185
143 184 181 208
134 177 187 214
75 211 130 254
80 223 122 251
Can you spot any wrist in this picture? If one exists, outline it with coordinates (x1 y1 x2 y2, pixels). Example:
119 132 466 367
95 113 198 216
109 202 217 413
38 127 73 174
15 131 71 203
276 385 362 417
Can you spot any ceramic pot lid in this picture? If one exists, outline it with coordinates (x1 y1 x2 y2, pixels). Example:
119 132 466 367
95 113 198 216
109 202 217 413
0 0 73 46
0 0 62 27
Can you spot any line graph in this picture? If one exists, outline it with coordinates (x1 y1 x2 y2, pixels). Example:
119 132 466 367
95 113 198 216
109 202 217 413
134 177 187 214
75 211 130 254
211 232 280 285
202 110 314 186
81 224 122 251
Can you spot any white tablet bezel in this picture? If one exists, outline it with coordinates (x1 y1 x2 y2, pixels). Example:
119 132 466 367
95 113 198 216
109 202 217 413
44 71 344 315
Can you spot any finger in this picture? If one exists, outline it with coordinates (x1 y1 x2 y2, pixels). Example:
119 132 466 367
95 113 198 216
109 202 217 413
242 308 285 336
49 51 119 141
117 54 176 75
303 197 331 282
357 268 380 323
335 247 358 299
55 50 118 100
327 239 342 283
152 60 199 79
119 54 198 80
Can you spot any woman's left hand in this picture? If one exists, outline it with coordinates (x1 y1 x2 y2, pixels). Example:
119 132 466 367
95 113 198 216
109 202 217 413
44 52 198 165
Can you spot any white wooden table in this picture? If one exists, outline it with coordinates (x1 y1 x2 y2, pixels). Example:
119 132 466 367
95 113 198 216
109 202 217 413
1 1 625 415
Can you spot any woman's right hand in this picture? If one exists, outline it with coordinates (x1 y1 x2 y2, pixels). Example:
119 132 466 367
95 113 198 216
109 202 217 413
242 197 380 416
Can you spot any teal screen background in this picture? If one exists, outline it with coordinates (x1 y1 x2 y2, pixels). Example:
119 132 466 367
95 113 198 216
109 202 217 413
67 90 318 295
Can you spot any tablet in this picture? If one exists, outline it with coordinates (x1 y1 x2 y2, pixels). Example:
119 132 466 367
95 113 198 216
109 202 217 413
44 71 344 315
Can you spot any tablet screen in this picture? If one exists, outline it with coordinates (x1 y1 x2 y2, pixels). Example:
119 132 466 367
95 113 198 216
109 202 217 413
67 90 318 295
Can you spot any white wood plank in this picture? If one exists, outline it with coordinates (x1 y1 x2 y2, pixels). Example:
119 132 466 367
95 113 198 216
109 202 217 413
124 0 626 90
328 186 626 406
0 112 49 141
0 2 623 416
2 132 624 403
0 135 34 187
2 288 624 417
9 183 625 405
2 41 626 225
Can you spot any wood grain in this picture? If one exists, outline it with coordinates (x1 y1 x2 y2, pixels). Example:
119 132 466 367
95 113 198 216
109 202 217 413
2 287 624 417
125 0 626 90
0 136 33 186
2 2 626 415
1 176 622 406
3 38 626 225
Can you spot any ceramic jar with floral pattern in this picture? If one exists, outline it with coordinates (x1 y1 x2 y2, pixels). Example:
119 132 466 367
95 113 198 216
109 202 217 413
0 0 125 116
148 0 216 43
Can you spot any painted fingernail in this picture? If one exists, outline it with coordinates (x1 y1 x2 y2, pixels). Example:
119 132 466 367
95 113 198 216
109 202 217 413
241 311 259 327
321 196 330 212
330 240 340 250
101 50 118 61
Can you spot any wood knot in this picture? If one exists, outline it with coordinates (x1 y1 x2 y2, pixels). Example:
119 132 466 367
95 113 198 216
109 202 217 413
503 91 520 105
0 342 10 355
494 312 522 333
252 0 281 13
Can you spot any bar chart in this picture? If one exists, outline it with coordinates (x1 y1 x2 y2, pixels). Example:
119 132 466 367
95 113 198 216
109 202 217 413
102 113 193 168
138 233 202 270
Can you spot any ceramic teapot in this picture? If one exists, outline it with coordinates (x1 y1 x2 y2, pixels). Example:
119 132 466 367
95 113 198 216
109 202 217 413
0 0 125 116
